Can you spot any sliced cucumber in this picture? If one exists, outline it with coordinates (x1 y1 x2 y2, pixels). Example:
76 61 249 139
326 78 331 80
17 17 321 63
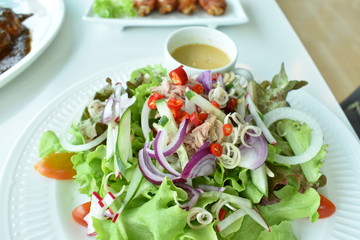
250 164 268 197
115 108 132 173
185 90 226 121
155 99 189 169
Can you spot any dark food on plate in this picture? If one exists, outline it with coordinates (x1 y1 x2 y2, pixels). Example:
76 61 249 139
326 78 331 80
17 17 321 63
0 7 33 74
133 0 226 16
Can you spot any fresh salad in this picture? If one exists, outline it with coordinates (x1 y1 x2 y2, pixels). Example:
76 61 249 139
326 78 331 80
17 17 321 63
34 63 336 240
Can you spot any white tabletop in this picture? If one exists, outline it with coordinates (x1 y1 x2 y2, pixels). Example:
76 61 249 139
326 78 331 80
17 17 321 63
0 0 357 171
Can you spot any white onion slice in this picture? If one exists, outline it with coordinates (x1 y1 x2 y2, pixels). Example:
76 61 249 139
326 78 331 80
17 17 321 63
245 94 277 144
141 96 152 142
263 107 323 165
216 209 246 232
60 130 108 152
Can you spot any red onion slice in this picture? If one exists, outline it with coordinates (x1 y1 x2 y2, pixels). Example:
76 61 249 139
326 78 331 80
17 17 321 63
138 144 184 185
239 134 268 170
196 70 212 93
147 119 189 158
175 183 201 210
154 130 181 176
181 147 217 179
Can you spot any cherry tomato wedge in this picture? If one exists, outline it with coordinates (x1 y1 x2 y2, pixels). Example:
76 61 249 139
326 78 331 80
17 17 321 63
34 152 76 180
222 123 233 136
148 92 165 109
191 84 204 94
169 65 188 85
190 112 204 126
210 143 222 157
317 194 336 219
167 97 183 110
72 201 91 227
211 100 220 109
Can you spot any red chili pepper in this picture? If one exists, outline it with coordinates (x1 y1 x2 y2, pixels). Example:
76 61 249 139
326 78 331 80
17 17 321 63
224 97 237 113
167 97 184 110
211 100 220 109
176 111 190 125
212 73 221 82
169 65 188 85
190 112 204 127
222 123 233 136
218 208 227 221
191 84 204 94
198 112 208 121
147 92 165 109
210 143 222 157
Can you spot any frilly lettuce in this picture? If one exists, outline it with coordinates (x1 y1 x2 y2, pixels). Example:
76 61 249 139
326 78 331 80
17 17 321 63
93 0 137 18
93 178 190 240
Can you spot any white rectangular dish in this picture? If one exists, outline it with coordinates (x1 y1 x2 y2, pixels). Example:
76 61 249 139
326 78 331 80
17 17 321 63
83 0 249 30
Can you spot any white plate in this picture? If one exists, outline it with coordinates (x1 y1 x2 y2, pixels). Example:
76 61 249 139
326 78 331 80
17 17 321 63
1 57 360 240
0 0 65 88
83 0 248 30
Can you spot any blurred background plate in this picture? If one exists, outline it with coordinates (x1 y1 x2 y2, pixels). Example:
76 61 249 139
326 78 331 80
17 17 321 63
83 0 248 30
0 0 65 88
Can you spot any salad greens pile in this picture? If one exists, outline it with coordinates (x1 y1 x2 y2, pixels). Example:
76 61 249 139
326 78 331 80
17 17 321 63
92 0 137 18
37 64 330 240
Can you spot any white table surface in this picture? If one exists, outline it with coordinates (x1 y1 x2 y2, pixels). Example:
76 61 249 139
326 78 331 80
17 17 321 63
0 0 357 174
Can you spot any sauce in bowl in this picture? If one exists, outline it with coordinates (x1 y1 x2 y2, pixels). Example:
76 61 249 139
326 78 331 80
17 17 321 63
171 43 231 70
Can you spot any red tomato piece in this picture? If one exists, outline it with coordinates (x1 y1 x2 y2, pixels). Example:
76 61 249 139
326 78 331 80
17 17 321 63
211 100 220 109
169 65 188 85
72 201 91 227
167 97 184 110
147 92 165 109
222 123 233 136
210 143 222 157
318 194 336 219
190 112 204 126
191 84 204 94
34 152 76 180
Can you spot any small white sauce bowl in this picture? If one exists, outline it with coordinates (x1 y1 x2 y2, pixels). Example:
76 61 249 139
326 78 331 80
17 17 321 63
164 26 238 76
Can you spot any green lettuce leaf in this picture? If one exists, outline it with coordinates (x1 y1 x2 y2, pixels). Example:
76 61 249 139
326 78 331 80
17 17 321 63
258 184 320 225
253 63 307 113
38 130 65 158
72 145 106 196
94 178 189 240
93 0 137 18
179 224 218 240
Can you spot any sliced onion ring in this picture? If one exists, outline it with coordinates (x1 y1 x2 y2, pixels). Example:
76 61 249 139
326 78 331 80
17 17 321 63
60 130 108 152
263 107 323 165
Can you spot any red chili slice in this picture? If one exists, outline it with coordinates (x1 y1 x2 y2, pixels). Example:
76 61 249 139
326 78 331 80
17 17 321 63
190 112 204 126
191 84 204 94
210 143 222 157
222 123 233 136
167 97 184 110
169 65 188 85
211 100 220 109
147 92 165 109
